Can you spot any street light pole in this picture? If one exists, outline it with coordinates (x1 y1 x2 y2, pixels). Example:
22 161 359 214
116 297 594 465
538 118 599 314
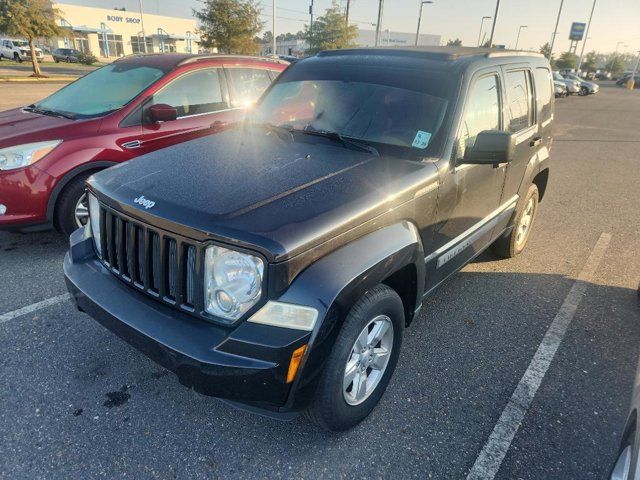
415 1 433 46
375 0 385 46
548 0 564 60
487 0 501 47
477 16 491 47
628 51 640 89
309 0 313 51
514 25 527 50
138 0 146 53
577 0 597 72
272 0 277 58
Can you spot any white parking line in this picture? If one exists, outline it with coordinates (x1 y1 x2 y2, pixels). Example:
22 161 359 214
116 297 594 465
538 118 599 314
0 293 71 324
467 232 612 480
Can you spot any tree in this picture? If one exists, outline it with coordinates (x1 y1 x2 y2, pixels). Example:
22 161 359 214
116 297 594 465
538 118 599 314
556 51 577 70
446 38 462 47
539 43 557 68
0 0 61 77
194 0 263 54
305 1 358 55
606 55 625 77
582 51 598 72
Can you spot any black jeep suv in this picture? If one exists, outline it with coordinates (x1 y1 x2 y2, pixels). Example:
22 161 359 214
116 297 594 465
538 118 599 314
64 47 554 431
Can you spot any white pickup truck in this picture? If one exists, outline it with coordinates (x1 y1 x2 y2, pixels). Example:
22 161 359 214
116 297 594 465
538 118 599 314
0 38 44 62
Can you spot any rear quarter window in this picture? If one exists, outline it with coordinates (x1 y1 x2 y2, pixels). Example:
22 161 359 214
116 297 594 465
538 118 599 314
534 67 553 123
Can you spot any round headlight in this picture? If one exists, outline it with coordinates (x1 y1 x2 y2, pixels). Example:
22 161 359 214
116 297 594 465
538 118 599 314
204 246 264 322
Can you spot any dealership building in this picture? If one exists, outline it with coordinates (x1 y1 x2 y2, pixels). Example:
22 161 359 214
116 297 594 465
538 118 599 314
259 30 441 57
50 3 199 60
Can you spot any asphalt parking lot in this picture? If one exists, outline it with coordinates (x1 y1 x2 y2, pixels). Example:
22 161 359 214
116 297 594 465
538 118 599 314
1 83 639 479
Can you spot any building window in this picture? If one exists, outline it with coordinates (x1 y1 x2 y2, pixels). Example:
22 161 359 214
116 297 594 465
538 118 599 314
99 34 124 57
74 34 89 53
131 36 153 54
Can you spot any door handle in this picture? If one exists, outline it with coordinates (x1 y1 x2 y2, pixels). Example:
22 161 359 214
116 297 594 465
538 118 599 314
530 136 542 147
210 120 228 129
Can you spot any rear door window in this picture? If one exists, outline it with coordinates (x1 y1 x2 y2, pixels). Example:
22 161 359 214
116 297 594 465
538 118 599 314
505 70 535 133
226 67 273 107
534 67 553 123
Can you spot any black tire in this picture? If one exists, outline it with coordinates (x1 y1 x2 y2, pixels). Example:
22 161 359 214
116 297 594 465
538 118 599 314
14 52 22 63
305 284 404 431
579 86 589 96
491 183 539 259
53 172 94 236
54 58 59 63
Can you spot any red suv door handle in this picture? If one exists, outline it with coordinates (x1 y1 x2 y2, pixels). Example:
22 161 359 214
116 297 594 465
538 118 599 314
211 120 228 130
530 136 542 147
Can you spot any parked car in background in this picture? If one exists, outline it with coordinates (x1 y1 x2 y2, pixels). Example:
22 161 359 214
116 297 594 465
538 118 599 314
553 71 580 95
65 47 554 431
554 80 568 98
278 55 300 64
52 48 82 63
0 53 287 234
563 72 600 95
617 75 640 88
0 38 44 62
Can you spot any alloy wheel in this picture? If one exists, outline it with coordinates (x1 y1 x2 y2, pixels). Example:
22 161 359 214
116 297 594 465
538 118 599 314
74 192 89 229
343 315 394 406
515 197 535 248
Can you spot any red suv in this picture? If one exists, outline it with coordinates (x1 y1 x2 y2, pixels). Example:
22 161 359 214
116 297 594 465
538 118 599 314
0 54 287 234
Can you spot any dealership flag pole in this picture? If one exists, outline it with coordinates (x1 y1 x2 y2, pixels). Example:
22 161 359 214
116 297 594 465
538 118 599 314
548 0 564 60
375 0 384 46
488 0 501 47
577 0 597 72
138 0 147 53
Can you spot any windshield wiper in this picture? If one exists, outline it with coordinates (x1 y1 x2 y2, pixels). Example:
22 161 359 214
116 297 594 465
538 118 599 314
300 127 379 156
25 104 75 120
257 121 293 142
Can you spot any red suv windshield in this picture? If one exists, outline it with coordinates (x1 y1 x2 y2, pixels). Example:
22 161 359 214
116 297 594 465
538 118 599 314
35 63 165 119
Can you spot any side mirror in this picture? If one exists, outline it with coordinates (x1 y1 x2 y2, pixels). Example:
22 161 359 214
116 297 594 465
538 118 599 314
461 130 515 165
148 103 178 123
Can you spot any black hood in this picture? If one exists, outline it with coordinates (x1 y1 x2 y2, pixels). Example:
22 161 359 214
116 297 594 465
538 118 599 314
89 126 437 261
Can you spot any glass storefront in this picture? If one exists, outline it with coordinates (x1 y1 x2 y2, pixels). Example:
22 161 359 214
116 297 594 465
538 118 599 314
130 36 154 54
99 34 124 57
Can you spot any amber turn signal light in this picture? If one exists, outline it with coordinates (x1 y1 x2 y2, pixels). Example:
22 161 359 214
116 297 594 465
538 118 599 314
286 345 307 383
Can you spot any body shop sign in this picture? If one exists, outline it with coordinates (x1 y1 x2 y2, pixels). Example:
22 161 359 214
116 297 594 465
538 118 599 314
106 15 141 24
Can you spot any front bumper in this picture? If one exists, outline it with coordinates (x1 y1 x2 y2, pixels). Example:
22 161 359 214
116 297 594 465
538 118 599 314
64 229 312 414
0 165 54 230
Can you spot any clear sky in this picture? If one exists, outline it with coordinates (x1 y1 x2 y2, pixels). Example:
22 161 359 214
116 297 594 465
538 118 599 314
60 0 640 54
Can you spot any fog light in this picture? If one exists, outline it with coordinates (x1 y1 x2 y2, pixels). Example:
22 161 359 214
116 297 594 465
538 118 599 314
0 204 6 215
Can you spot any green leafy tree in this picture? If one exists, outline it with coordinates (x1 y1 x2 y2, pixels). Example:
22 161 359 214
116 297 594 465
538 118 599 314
539 43 557 69
556 51 577 70
0 0 61 77
194 0 263 54
606 55 625 77
305 1 358 55
446 38 462 47
582 51 598 72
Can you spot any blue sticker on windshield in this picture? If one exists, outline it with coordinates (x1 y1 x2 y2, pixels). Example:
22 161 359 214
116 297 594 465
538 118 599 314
412 130 432 149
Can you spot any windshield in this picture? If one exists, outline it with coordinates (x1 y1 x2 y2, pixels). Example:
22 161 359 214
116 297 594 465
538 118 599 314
552 72 564 81
253 79 449 157
34 63 165 118
13 40 29 48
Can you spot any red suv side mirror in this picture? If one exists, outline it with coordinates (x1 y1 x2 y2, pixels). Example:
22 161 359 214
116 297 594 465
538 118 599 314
148 103 178 123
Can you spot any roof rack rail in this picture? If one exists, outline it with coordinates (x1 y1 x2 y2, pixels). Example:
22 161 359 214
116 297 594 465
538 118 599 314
486 50 544 58
178 54 288 66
